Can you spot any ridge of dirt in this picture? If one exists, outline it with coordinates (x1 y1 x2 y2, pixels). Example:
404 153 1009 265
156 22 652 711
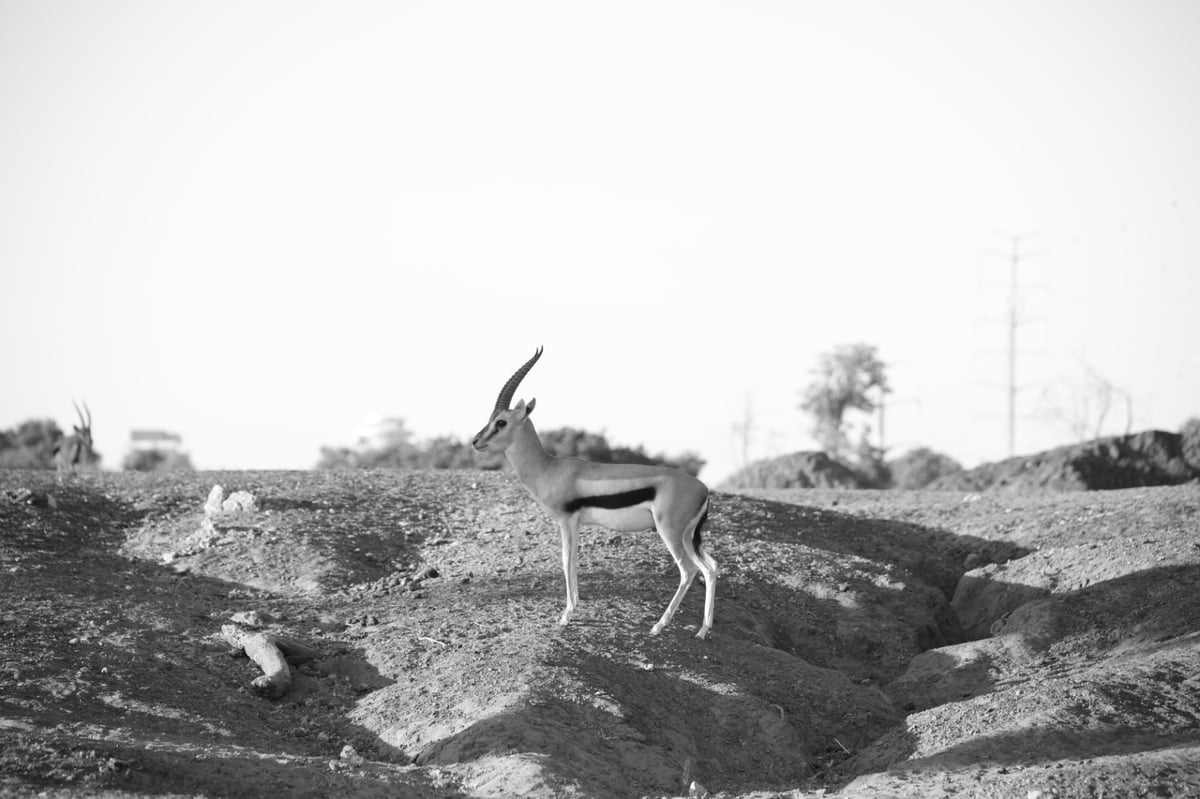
929 429 1198 491
717 452 867 491
2 471 1198 797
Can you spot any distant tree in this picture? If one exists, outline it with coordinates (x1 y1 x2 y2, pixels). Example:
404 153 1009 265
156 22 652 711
540 427 613 461
1182 417 1200 474
1038 362 1134 444
420 435 504 470
318 417 421 470
315 445 361 470
321 443 417 470
316 422 703 476
799 343 889 465
316 418 505 471
541 427 704 477
361 417 420 466
853 427 891 488
0 419 66 469
123 449 194 472
888 447 964 489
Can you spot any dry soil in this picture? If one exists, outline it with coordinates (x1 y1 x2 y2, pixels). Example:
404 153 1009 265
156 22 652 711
1 469 1198 798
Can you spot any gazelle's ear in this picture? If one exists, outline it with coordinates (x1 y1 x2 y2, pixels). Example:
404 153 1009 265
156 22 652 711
513 399 527 415
525 398 536 416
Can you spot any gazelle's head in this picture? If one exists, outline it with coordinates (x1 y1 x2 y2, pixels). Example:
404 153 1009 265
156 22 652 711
72 401 93 449
472 347 542 453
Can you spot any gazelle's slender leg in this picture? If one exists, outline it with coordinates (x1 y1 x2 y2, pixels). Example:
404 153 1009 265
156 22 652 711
682 501 718 638
698 567 716 638
650 558 699 636
558 516 580 625
649 512 700 636
685 534 718 639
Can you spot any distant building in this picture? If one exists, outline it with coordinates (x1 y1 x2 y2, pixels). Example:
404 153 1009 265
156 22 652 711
129 430 183 451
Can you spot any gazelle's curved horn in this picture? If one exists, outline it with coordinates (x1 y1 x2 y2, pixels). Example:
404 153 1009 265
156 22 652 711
73 400 91 430
493 347 543 413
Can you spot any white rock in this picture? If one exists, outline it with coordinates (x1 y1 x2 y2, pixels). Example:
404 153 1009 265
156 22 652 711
222 490 257 513
204 485 225 517
230 610 268 627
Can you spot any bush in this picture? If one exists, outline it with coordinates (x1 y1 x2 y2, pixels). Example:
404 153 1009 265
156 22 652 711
123 449 195 472
316 424 703 476
1182 417 1200 473
541 427 704 477
718 451 866 491
0 419 65 469
888 447 964 490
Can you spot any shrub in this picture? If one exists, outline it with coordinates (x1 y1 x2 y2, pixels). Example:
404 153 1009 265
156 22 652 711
718 451 866 491
316 425 702 476
0 419 65 470
123 449 194 472
1182 417 1200 473
888 447 964 490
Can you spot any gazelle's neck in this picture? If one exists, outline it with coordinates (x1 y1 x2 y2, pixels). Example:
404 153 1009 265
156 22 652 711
505 418 554 487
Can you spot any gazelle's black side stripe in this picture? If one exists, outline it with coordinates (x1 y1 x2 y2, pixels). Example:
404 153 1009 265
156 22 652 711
564 486 656 514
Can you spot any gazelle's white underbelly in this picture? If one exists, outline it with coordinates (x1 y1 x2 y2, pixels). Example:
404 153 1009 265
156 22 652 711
578 504 654 532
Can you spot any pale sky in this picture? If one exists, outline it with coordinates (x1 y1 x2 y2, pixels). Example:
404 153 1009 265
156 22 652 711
3 1 1199 484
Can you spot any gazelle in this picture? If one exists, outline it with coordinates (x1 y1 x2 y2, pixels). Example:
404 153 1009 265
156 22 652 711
472 348 718 639
53 401 94 474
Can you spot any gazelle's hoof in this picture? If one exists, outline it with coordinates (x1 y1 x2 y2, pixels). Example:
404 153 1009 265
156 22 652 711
649 623 664 636
695 626 711 640
558 611 573 626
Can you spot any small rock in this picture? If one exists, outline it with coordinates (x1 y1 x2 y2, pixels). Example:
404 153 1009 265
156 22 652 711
413 565 440 581
5 488 32 504
222 491 257 513
689 780 709 798
204 485 225 517
230 610 270 627
339 744 364 765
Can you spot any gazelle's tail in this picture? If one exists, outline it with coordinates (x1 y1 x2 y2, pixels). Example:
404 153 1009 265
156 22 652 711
690 499 718 575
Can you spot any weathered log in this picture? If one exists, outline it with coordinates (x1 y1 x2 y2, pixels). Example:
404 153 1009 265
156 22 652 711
220 624 320 698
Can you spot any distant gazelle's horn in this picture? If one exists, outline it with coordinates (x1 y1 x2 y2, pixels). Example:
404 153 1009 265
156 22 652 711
74 400 91 430
493 347 543 413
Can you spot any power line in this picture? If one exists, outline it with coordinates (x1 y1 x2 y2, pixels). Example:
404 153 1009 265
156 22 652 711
984 230 1047 457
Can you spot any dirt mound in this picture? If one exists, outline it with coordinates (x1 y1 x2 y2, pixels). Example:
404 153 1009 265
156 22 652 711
718 451 867 491
3 472 1200 797
930 429 1198 491
845 486 1200 797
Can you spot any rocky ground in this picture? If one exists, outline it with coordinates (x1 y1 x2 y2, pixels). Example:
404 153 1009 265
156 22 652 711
1 469 1198 798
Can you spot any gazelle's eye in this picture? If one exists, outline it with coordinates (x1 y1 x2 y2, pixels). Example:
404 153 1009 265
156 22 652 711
496 420 507 429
